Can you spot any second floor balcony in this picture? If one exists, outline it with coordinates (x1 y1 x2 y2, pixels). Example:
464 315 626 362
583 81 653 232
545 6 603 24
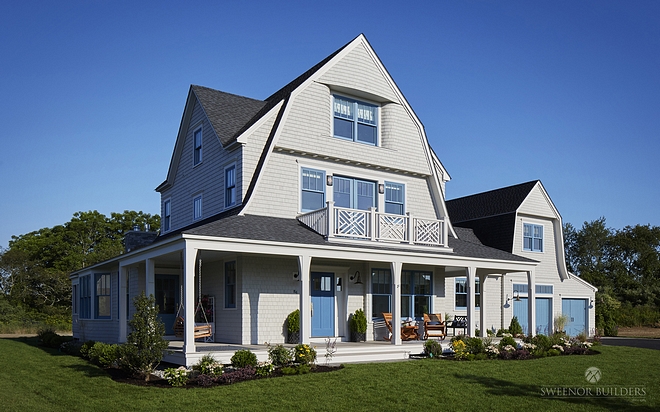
297 201 449 248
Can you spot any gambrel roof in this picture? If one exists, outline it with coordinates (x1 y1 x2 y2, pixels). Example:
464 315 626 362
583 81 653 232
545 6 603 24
445 180 559 254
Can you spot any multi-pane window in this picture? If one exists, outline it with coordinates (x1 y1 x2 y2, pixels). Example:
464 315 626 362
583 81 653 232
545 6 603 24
79 275 91 319
163 200 171 232
513 284 553 294
301 168 325 212
523 223 543 252
371 268 391 318
455 277 480 309
193 127 202 165
401 271 432 319
193 195 202 220
385 182 405 215
95 273 111 319
334 176 376 210
225 165 236 207
333 95 378 145
225 261 236 309
72 284 78 315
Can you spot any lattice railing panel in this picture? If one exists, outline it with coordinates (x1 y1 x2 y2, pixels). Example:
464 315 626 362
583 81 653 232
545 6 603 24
414 219 442 245
335 209 369 238
378 214 407 241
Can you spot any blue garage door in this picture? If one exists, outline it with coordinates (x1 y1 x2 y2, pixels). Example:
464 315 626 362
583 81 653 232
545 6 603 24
562 298 587 337
513 297 553 335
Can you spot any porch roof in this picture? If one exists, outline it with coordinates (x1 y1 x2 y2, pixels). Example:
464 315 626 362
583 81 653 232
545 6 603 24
178 214 535 263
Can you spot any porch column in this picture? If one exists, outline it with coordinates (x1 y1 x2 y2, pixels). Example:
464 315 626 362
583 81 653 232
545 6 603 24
118 264 128 343
390 261 403 345
479 272 487 339
145 258 155 298
298 254 312 344
527 270 536 336
183 246 197 354
466 267 476 337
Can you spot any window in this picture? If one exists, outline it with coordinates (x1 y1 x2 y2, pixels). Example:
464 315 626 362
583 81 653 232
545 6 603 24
193 127 202 165
95 273 111 319
79 275 91 319
514 284 553 295
301 167 325 212
333 95 378 145
163 200 171 232
225 261 236 309
72 284 78 315
455 277 480 310
225 165 236 207
193 195 202 220
334 176 376 210
371 268 391 318
385 182 405 215
523 223 543 252
401 271 432 319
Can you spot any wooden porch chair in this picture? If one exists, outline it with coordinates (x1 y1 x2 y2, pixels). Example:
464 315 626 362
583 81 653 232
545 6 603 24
382 313 420 341
423 313 446 340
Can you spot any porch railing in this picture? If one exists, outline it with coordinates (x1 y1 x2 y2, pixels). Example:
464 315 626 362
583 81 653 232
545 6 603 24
297 201 447 247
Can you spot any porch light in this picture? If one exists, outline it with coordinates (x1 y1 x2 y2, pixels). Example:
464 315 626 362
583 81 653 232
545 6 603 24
513 291 521 302
378 183 385 194
326 175 333 186
350 271 363 285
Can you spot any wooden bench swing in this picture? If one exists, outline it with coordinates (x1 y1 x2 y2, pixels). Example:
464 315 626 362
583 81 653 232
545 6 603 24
172 258 213 340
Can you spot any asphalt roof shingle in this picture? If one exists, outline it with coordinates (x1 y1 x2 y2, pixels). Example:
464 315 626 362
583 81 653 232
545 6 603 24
446 180 538 223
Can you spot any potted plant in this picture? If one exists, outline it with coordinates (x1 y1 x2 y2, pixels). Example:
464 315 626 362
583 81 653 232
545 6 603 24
286 309 300 344
554 313 570 334
349 308 367 342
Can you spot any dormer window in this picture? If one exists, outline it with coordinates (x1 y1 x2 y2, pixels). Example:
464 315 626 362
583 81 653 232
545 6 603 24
333 95 378 145
193 127 203 166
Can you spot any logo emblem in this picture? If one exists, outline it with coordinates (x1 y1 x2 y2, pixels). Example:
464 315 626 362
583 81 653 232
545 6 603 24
585 367 601 383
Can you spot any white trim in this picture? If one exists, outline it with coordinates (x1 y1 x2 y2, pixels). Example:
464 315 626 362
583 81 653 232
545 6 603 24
568 272 599 292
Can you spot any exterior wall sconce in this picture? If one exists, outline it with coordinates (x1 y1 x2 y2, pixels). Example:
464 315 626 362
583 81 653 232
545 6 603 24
513 291 521 302
378 183 385 194
326 175 333 186
590 298 594 307
350 271 363 284
336 278 342 292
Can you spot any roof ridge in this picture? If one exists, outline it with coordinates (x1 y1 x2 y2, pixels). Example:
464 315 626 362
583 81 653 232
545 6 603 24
447 180 539 203
191 84 264 103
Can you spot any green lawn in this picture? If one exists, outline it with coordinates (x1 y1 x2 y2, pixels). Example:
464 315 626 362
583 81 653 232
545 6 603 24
1 338 657 411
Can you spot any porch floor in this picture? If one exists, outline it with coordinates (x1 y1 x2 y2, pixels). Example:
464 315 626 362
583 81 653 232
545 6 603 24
163 338 433 367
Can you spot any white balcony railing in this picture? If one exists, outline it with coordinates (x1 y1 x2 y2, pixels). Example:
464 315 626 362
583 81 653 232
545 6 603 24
297 201 447 247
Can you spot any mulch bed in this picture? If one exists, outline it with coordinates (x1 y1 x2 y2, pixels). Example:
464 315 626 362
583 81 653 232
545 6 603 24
105 364 343 388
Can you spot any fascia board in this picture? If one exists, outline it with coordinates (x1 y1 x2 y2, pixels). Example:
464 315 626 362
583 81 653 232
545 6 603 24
234 101 284 145
181 234 538 272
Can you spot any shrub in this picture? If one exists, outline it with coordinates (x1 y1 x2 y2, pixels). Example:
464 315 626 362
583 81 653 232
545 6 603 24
164 367 190 387
88 342 120 367
267 343 292 367
547 348 561 356
79 340 96 359
496 328 509 337
193 354 223 376
423 339 443 358
466 337 484 354
218 367 256 384
293 344 317 365
498 336 516 349
281 364 311 375
231 349 258 368
451 339 468 360
196 374 216 387
509 316 523 336
118 292 170 380
524 334 551 352
255 362 274 377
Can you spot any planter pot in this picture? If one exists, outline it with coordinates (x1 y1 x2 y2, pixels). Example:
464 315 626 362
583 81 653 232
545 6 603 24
351 331 366 342
287 331 300 344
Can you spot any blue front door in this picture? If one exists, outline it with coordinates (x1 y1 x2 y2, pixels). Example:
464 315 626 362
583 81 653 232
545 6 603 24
311 272 335 337
562 298 587 336
513 297 529 335
155 274 179 335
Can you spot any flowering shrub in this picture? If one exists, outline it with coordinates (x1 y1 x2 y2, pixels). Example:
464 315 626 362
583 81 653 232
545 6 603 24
485 344 500 358
451 339 468 360
293 344 317 365
424 339 443 358
267 343 292 367
164 366 190 387
193 354 223 376
255 361 274 377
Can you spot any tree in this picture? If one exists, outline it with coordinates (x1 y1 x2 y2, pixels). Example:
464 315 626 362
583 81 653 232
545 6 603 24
119 292 169 380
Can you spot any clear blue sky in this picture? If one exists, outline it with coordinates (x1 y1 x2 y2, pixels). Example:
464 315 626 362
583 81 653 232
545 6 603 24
1 1 659 249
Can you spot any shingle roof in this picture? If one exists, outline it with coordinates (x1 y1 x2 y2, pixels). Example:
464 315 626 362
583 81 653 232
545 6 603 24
446 180 538 223
191 86 267 146
176 214 534 263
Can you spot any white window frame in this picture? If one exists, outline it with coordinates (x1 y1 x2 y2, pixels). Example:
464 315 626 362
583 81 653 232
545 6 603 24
384 181 405 215
455 277 480 310
225 164 237 208
523 223 544 252
193 194 203 221
300 167 326 212
193 126 203 166
332 94 379 146
163 199 171 232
